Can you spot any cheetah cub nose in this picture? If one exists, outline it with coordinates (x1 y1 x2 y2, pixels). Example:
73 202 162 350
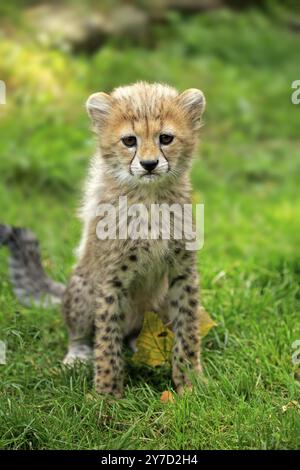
140 159 159 172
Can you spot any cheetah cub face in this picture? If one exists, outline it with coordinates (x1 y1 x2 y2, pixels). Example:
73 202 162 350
86 82 205 185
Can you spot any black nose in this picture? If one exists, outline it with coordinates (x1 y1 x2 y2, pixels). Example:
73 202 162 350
140 159 159 172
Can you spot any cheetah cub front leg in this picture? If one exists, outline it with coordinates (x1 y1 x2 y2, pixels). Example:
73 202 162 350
92 258 136 398
93 282 125 398
168 251 202 394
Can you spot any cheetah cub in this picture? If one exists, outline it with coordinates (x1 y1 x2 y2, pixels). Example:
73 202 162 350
62 82 206 397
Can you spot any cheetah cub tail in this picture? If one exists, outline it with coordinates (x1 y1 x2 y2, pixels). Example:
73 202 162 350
0 223 65 307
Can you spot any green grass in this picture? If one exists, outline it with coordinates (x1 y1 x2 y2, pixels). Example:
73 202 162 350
1 7 300 449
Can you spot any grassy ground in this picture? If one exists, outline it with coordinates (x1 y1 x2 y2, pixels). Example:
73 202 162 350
1 7 300 449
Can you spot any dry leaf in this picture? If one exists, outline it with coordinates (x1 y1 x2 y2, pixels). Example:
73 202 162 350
132 311 173 367
132 308 216 367
160 390 175 403
282 401 300 413
199 306 217 338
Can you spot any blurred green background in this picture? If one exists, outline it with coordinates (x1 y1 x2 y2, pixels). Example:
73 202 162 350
0 0 299 273
0 0 300 450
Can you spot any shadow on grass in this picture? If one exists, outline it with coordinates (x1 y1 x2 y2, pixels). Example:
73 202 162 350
56 351 173 395
125 357 173 393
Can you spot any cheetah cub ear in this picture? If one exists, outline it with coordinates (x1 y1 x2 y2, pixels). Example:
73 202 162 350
86 92 114 129
178 88 206 130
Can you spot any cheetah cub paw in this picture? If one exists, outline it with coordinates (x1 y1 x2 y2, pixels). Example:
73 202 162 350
62 344 92 365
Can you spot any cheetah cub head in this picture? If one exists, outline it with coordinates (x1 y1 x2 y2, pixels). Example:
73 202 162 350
86 82 205 185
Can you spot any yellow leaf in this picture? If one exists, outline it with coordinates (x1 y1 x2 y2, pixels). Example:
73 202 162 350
132 311 173 367
132 308 216 367
199 306 217 338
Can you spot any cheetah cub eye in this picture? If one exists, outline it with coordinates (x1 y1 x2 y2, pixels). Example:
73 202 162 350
122 135 137 148
159 134 174 145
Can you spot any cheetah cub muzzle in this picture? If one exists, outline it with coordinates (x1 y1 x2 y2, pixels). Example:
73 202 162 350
62 81 206 397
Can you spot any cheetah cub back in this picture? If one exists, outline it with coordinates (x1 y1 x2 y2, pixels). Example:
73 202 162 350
62 81 206 397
